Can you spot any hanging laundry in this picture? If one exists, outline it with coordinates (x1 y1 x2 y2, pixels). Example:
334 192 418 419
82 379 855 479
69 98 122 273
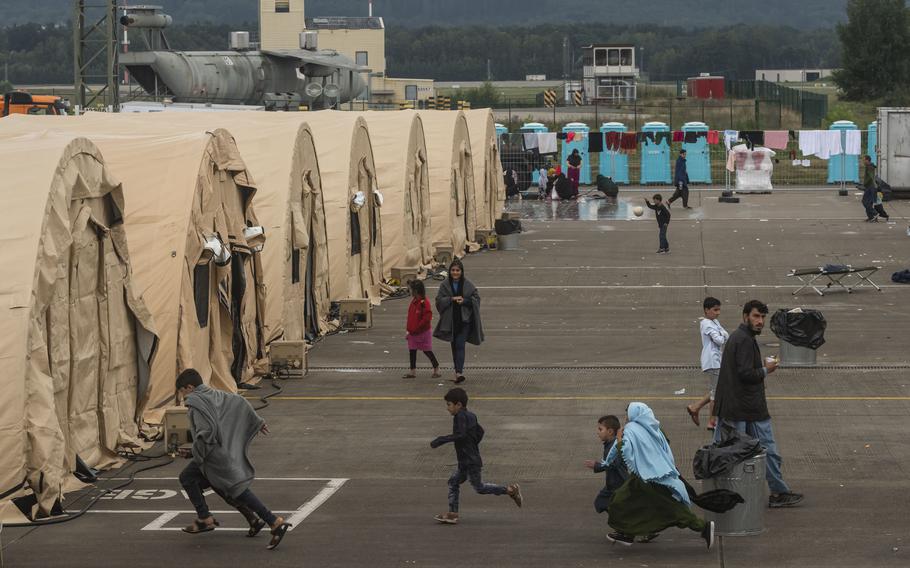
764 131 789 150
801 159 811 167
752 152 766 170
707 131 720 145
567 132 576 143
684 131 705 143
740 131 764 150
557 132 568 140
792 159 800 166
724 130 739 151
605 131 622 151
620 132 638 151
655 131 670 145
588 132 604 153
827 130 843 156
726 151 736 172
523 132 539 150
537 132 558 154
844 130 862 155
672 131 684 142
799 130 821 158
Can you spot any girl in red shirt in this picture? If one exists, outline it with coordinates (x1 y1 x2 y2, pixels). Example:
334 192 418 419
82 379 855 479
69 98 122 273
404 279 440 378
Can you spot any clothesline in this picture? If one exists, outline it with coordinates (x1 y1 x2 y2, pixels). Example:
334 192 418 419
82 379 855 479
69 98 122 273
520 129 867 159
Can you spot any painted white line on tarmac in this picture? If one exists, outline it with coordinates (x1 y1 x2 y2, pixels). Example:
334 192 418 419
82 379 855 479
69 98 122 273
286 478 347 528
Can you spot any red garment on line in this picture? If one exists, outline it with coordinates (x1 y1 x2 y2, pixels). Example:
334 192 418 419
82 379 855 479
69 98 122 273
672 131 684 142
605 131 622 151
707 130 720 145
620 133 638 150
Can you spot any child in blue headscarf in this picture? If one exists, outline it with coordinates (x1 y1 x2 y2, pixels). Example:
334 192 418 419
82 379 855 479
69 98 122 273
604 402 715 549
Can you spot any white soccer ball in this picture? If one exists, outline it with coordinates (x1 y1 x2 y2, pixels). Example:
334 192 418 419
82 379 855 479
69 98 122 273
633 206 644 217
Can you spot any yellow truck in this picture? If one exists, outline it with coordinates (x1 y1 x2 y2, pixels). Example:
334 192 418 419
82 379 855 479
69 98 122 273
1 91 69 117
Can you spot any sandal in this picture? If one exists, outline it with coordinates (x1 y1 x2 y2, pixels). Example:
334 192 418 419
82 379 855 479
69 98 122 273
267 521 292 550
402 372 417 379
686 406 700 427
452 376 466 384
247 518 266 537
182 517 219 534
431 369 441 378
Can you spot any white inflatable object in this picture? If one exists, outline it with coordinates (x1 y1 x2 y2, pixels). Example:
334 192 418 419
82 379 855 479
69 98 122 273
633 206 644 217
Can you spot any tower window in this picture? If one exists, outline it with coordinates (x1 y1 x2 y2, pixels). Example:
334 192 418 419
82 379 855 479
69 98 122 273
275 1 290 13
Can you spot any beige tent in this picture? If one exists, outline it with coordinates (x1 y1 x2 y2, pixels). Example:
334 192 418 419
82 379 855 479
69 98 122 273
356 110 434 277
2 115 269 424
304 111 383 302
417 110 477 257
0 133 157 521
465 109 506 232
72 112 334 343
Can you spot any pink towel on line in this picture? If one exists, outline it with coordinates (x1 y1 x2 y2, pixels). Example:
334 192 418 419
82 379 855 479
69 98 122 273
764 131 789 150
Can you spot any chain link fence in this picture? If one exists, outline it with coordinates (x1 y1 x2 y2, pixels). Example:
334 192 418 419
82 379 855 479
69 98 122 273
499 131 874 189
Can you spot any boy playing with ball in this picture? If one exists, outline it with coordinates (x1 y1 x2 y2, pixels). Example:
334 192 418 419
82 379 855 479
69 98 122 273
644 194 671 254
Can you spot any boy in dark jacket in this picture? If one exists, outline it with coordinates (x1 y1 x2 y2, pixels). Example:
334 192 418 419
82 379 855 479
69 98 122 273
644 194 671 254
584 415 628 513
431 388 522 524
668 149 691 209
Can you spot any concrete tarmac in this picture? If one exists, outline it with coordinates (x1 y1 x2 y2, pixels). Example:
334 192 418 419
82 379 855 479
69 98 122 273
3 190 909 567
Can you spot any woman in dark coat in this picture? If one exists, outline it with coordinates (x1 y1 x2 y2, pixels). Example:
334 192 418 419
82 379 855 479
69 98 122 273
433 259 484 384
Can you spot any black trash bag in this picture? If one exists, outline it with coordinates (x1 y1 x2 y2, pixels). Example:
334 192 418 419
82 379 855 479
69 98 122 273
892 269 910 284
596 174 619 197
692 424 763 480
680 475 744 514
494 218 522 235
770 308 826 350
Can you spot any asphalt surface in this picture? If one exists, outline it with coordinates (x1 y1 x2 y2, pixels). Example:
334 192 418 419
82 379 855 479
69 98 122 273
3 190 909 568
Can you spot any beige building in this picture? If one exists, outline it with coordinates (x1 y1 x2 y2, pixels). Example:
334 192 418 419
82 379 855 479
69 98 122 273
306 17 435 104
259 0 306 51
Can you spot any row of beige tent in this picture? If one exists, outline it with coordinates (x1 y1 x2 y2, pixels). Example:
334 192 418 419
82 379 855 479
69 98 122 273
0 109 504 523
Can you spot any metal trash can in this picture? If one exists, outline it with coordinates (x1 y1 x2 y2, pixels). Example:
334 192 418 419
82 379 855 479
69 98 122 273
703 451 768 536
497 233 520 250
780 340 817 367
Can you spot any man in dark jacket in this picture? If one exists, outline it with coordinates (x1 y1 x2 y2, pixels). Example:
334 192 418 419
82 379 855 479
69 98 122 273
431 388 522 524
862 155 878 222
668 149 691 209
713 300 803 508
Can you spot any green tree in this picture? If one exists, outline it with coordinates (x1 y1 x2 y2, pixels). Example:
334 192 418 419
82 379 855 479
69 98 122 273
461 81 502 108
833 0 910 101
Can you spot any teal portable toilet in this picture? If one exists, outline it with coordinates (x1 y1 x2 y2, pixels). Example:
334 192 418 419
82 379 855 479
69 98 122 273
640 122 672 185
681 121 712 183
562 122 592 185
867 121 877 165
520 122 549 184
828 120 860 183
599 122 629 184
495 122 508 137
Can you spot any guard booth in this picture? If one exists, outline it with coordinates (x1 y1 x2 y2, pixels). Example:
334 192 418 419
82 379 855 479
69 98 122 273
561 122 592 185
682 121 712 183
640 121 672 184
867 121 877 165
599 121 629 184
828 120 860 184
520 122 550 184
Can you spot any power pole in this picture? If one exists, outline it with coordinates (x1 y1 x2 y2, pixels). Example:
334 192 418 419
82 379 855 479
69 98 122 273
73 0 119 111
487 59 491 81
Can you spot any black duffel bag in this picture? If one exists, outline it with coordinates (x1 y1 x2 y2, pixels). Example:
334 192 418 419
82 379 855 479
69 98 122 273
495 219 522 235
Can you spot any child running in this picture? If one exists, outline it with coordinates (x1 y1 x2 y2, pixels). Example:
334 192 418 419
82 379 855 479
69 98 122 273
644 194 671 254
604 402 714 549
430 388 523 524
403 279 441 379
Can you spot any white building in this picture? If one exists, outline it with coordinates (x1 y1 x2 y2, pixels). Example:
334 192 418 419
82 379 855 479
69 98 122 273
581 44 640 103
755 69 836 83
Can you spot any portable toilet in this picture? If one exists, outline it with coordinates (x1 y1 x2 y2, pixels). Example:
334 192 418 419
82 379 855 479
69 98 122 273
827 120 860 183
599 122 629 184
640 121 672 185
520 122 550 184
681 121 712 183
867 121 877 165
494 123 508 138
562 122 592 185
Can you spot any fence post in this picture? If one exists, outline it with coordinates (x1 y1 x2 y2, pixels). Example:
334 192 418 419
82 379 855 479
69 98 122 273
730 98 734 129
669 99 673 130
634 100 638 131
755 100 760 130
702 100 705 123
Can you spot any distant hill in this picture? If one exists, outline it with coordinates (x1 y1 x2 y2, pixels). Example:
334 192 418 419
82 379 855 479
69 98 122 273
1 0 851 28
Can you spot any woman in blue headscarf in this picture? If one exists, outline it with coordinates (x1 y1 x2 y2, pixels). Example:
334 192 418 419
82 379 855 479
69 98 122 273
604 402 714 549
